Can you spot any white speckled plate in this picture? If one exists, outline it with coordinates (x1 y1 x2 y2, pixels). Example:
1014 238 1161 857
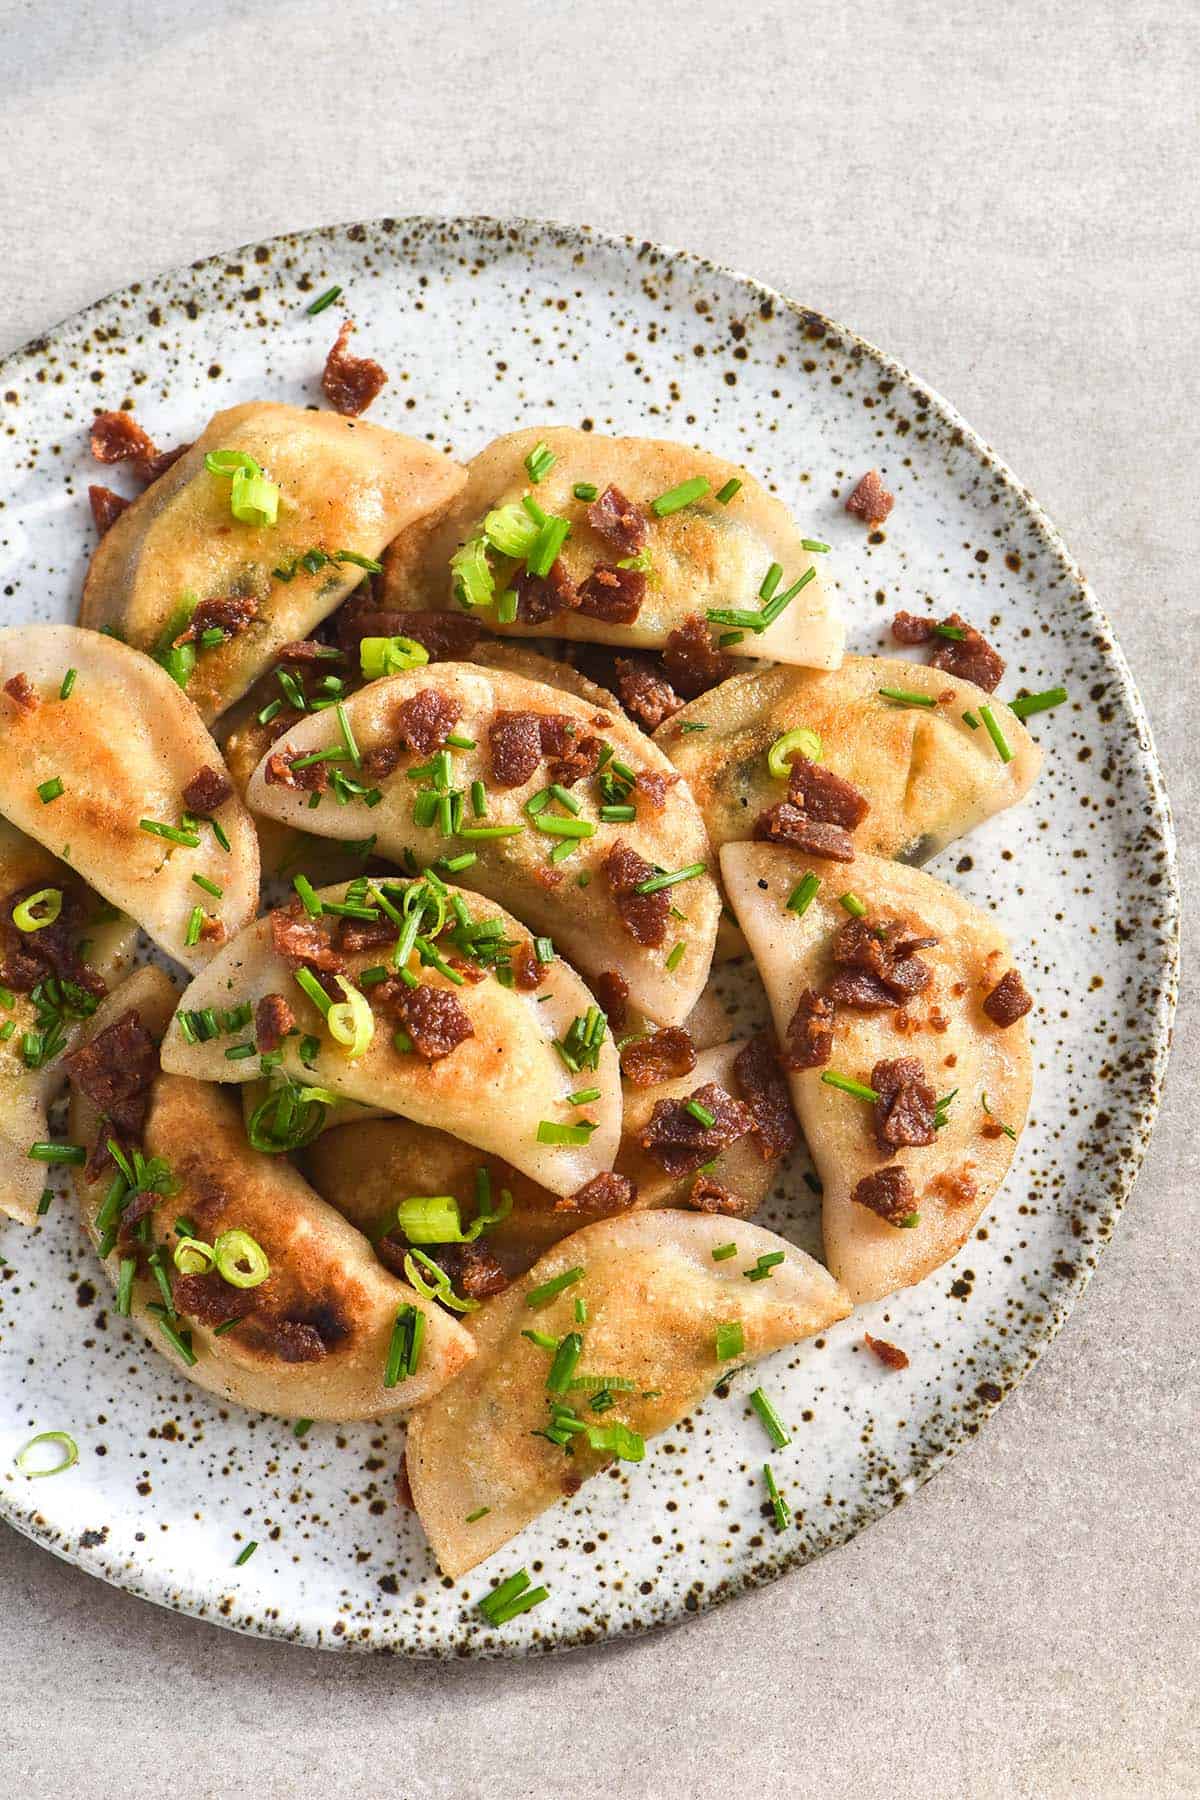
0 218 1178 1656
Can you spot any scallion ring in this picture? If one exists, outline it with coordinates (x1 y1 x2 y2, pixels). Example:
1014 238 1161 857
12 888 63 933
15 1430 79 1479
326 976 375 1060
766 728 823 778
172 1236 216 1276
213 1229 270 1290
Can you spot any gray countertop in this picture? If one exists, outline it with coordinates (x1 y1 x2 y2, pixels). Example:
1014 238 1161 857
0 1 1195 1794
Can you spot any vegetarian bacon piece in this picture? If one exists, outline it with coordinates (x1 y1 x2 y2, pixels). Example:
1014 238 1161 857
88 485 129 534
614 655 682 731
752 803 855 862
554 1170 638 1215
851 1164 917 1227
182 764 233 814
687 1173 757 1217
63 1007 158 1138
824 915 936 1010
173 594 259 647
593 969 630 1032
620 1025 697 1088
845 469 894 528
489 710 544 787
890 611 936 646
787 758 870 830
634 769 679 812
510 941 542 990
587 484 647 555
662 613 732 699
577 564 646 625
173 1272 256 1329
257 1318 328 1363
254 992 295 1054
864 1333 910 1370
514 559 578 624
382 981 474 1061
393 687 462 756
781 988 835 1071
930 613 1005 693
548 731 602 789
3 673 36 711
269 908 344 974
982 968 1033 1026
733 1034 798 1161
639 1080 755 1178
603 841 670 949
265 746 329 792
334 914 397 954
321 320 387 417
0 885 106 999
431 1243 510 1301
89 411 188 486
871 1056 937 1154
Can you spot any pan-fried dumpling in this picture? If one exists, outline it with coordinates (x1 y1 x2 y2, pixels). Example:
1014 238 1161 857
657 658 1041 864
244 663 721 1025
0 625 259 970
81 402 466 722
302 1039 783 1269
68 969 473 1418
161 878 622 1197
380 426 844 670
0 820 137 1224
721 843 1033 1304
406 1211 852 1577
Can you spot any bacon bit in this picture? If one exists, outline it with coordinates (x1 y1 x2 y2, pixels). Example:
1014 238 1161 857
548 733 602 789
0 885 106 1000
872 1056 937 1153
139 442 190 483
3 673 36 711
577 564 646 625
930 613 1005 693
864 1333 910 1370
88 484 129 534
514 558 579 625
603 841 671 948
687 1173 757 1218
845 469 894 527
662 614 732 699
182 765 233 814
173 593 259 647
554 1170 638 1215
587 484 647 555
983 967 1033 1025
633 768 680 812
335 914 397 955
620 1026 697 1088
63 1009 158 1139
852 1164 916 1226
752 803 856 862
827 916 936 1008
639 1081 754 1177
431 1243 509 1301
787 758 869 829
890 611 936 646
265 747 329 792
733 1034 798 1160
270 908 344 974
321 320 387 417
89 410 157 468
823 968 904 1009
173 1272 256 1328
391 687 461 756
380 981 474 1060
511 941 541 990
781 988 835 1070
614 655 682 731
259 1318 329 1363
199 917 226 946
593 969 630 1033
272 640 337 666
337 606 482 661
254 993 295 1054
489 710 544 787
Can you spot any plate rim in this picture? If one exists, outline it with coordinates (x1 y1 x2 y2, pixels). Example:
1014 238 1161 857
0 212 1180 1657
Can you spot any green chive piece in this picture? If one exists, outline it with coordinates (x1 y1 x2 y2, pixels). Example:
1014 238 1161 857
524 441 555 484
982 1091 1018 1141
759 562 783 602
634 861 706 896
548 783 582 816
651 476 710 517
599 803 636 823
1009 686 1068 719
116 1257 136 1316
979 703 1014 763
573 1296 588 1325
714 478 742 505
786 873 820 916
744 1251 786 1283
478 1568 549 1627
27 1142 85 1165
306 284 342 315
572 482 598 501
533 815 595 840
526 1266 585 1308
191 872 223 899
665 942 686 972
800 538 830 553
157 1318 197 1366
139 818 200 848
37 777 65 805
294 966 333 1017
679 721 709 733
546 1330 583 1393
878 686 937 708
184 905 205 949
821 1070 880 1103
458 823 526 840
686 1099 716 1128
764 1462 792 1530
293 1417 313 1438
384 1303 425 1387
536 1120 597 1146
749 1386 791 1449
235 1540 258 1566
715 1321 744 1361
712 1242 738 1262
838 892 867 918
465 1506 490 1523
59 669 77 700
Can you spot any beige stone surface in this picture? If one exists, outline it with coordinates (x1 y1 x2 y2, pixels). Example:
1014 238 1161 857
0 0 1195 1793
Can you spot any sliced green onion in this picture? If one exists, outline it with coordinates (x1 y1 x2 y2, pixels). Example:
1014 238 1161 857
714 478 742 505
359 634 430 678
651 477 710 517
1009 686 1068 719
526 1266 585 1308
173 1236 216 1275
37 776 65 805
450 536 495 610
484 503 540 559
13 889 62 933
712 1242 738 1261
213 1229 270 1289
230 466 279 527
15 1431 79 1478
878 686 936 708
235 1541 259 1566
524 441 555 484
27 1142 85 1165
767 728 822 778
979 703 1014 762
838 892 867 918
306 284 342 315
715 1321 744 1360
403 1246 479 1313
786 873 820 916
536 1120 597 1145
820 1070 879 1103
326 976 375 1060
749 1386 790 1449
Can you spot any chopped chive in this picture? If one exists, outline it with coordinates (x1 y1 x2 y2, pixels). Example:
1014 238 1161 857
715 1321 744 1361
184 905 205 948
749 1386 790 1449
548 783 583 815
978 703 1014 763
714 478 742 505
634 861 706 896
651 476 710 517
58 668 77 700
384 1303 425 1387
478 1569 549 1626
534 936 555 963
524 441 555 484
465 1506 490 1523
718 631 745 647
566 1087 602 1106
208 816 231 852
712 1242 738 1262
982 1091 1018 1140
139 818 200 848
533 815 595 840
37 777 65 805
257 697 284 726
293 874 323 917
35 1188 52 1217
234 1540 258 1566
1009 686 1068 719
759 565 816 625
838 892 867 918
573 1296 588 1325
335 701 361 767
820 1070 879 1103
306 284 342 315
573 482 598 501
27 1142 85 1165
962 710 980 730
763 1463 792 1530
679 720 709 733
686 1099 716 1128
116 1257 136 1316
599 803 636 823
744 1251 786 1283
665 942 686 972
224 1043 255 1061
932 621 967 641
526 1266 585 1308
156 1318 197 1366
458 823 526 840
546 1330 583 1393
470 779 487 818
759 562 783 602
786 872 820 916
800 538 830 553
522 1328 559 1352
536 1120 597 1146
192 872 223 899
878 686 936 708
293 1417 313 1438
294 966 334 1016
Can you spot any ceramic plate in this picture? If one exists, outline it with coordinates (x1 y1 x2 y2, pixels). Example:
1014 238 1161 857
0 218 1178 1656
